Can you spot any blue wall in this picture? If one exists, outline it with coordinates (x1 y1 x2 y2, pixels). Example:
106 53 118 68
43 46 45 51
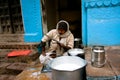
20 0 43 43
83 0 120 46
82 0 87 46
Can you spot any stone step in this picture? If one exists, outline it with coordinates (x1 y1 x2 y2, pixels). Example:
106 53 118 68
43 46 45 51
0 34 40 50
0 34 24 42
0 50 40 63
0 42 39 50
0 74 16 80
0 62 11 69
6 62 29 71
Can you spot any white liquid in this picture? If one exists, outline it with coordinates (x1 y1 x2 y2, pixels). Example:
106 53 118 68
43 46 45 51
93 50 104 52
54 63 81 71
69 50 84 56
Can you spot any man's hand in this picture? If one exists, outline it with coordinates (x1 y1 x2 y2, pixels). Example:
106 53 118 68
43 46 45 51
59 43 66 47
42 51 46 56
58 42 71 50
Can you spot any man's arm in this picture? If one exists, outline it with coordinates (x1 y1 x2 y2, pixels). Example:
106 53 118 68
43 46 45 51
38 41 46 56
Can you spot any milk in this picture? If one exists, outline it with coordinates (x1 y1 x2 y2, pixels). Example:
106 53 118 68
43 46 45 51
54 63 82 71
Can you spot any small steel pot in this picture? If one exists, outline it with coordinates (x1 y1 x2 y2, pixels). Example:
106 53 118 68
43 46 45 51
91 46 106 68
68 48 85 59
74 38 81 48
49 56 87 80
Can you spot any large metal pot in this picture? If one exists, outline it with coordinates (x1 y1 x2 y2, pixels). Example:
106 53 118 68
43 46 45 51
49 56 87 80
68 48 85 59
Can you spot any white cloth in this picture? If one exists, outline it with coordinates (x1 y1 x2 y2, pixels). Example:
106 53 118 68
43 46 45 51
39 52 53 65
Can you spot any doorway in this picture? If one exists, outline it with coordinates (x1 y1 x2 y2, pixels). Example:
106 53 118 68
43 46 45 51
41 0 82 39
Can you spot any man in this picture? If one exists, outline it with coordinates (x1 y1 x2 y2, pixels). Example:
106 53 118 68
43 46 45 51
39 20 74 64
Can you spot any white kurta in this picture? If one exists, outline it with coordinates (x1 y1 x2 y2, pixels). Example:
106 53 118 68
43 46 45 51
42 29 74 56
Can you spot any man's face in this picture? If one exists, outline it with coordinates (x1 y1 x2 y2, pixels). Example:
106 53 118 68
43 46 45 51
58 29 66 35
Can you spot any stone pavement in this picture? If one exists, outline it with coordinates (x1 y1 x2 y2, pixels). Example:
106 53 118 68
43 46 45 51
0 50 39 80
85 46 120 80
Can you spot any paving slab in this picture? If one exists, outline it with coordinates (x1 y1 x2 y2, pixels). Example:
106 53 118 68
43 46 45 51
0 62 11 68
0 74 16 80
7 62 29 71
107 49 120 80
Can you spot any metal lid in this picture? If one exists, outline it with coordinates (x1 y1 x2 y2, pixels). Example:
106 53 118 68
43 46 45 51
92 45 104 50
74 38 81 41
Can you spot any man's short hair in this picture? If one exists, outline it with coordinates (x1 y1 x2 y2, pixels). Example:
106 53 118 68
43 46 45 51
58 22 67 31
